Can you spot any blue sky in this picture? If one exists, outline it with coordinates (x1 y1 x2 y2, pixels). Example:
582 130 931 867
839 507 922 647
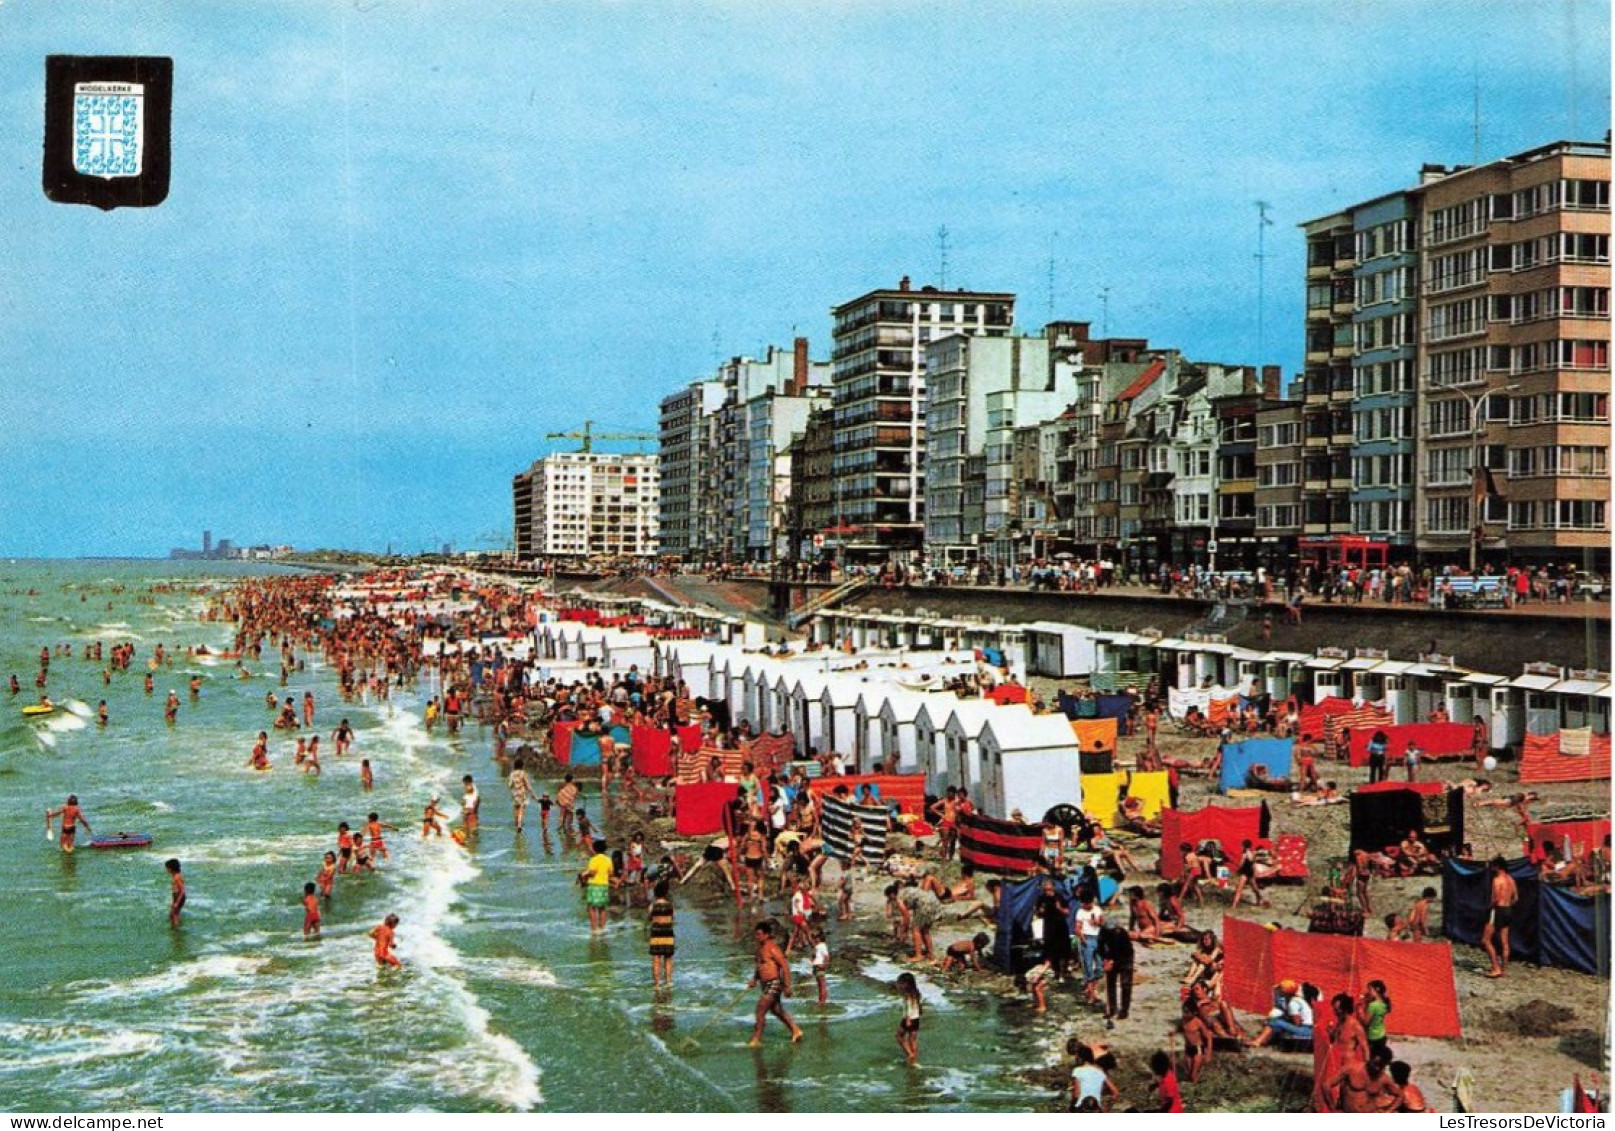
2 0 1607 556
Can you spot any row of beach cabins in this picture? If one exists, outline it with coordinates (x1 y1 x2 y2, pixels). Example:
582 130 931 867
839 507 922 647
511 591 1610 821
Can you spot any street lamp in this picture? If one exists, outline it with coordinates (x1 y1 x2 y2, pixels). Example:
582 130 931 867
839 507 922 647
1449 381 1519 574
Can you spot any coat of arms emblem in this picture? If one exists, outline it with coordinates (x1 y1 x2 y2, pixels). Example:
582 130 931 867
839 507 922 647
44 56 171 210
73 81 144 179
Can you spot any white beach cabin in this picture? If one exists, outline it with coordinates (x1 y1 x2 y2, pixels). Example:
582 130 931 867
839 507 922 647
976 712 1083 825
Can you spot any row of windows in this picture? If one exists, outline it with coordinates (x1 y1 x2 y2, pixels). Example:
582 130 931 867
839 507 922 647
1358 312 1418 351
1355 220 1415 262
1258 503 1302 529
1427 297 1487 342
1426 248 1487 294
1258 421 1302 447
1353 499 1411 535
1495 178 1610 220
1507 446 1609 478
1491 287 1609 323
1354 453 1416 488
1358 406 1417 442
1508 391 1609 424
1357 266 1416 306
1507 500 1608 530
1358 358 1416 396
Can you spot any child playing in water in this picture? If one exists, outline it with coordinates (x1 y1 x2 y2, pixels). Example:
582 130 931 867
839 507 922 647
366 813 397 862
302 882 321 939
811 926 830 1004
1024 958 1052 1013
370 913 401 967
422 796 445 838
317 852 337 902
360 759 373 791
894 972 922 1063
940 932 993 973
837 867 855 922
337 823 355 872
166 859 185 927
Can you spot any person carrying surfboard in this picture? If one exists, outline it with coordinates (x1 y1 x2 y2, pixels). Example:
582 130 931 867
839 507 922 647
45 794 90 853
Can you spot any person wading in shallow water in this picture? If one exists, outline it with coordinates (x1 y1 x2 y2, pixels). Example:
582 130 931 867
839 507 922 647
747 920 802 1046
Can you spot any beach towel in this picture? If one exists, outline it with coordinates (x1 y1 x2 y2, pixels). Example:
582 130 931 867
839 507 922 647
1125 771 1172 820
958 810 1044 874
988 684 1029 706
819 794 889 863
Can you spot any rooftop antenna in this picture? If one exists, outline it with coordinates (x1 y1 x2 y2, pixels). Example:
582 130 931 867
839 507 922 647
1254 200 1274 368
937 225 950 288
1046 254 1056 322
711 326 721 369
1098 287 1111 338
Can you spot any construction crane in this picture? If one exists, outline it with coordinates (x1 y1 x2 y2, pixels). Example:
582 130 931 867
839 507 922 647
544 419 656 454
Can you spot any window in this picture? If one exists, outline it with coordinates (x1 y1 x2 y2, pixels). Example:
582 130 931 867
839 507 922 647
1512 180 1563 218
1258 503 1301 528
1258 462 1300 487
1563 233 1610 263
1258 421 1301 447
1565 178 1610 210
1551 500 1607 530
1425 447 1472 486
1508 501 1537 530
1559 287 1610 318
1425 398 1473 437
1558 392 1610 421
1425 496 1472 534
1428 347 1486 387
1427 199 1486 246
1217 493 1255 520
1427 297 1486 342
1559 339 1610 370
1556 446 1609 477
1427 248 1486 294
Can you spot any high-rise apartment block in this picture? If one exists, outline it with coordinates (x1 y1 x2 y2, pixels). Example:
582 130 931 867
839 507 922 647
658 340 830 564
512 452 660 559
829 278 1014 560
1303 137 1610 569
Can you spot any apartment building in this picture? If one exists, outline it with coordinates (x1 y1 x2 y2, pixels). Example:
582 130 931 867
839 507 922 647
657 380 724 559
1413 140 1610 566
829 277 1014 561
515 451 660 559
1299 137 1610 569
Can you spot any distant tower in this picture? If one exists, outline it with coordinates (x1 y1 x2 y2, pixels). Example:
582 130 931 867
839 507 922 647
202 530 212 557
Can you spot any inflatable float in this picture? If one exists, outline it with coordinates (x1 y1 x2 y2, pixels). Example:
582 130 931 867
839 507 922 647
21 704 56 717
89 833 153 850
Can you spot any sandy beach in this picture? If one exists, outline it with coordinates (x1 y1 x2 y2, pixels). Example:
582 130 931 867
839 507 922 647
562 674 1609 1113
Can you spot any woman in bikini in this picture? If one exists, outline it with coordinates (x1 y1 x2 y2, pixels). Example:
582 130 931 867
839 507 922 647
740 821 769 904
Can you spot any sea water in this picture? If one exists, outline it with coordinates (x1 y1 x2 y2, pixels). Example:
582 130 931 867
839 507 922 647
0 561 1054 1113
